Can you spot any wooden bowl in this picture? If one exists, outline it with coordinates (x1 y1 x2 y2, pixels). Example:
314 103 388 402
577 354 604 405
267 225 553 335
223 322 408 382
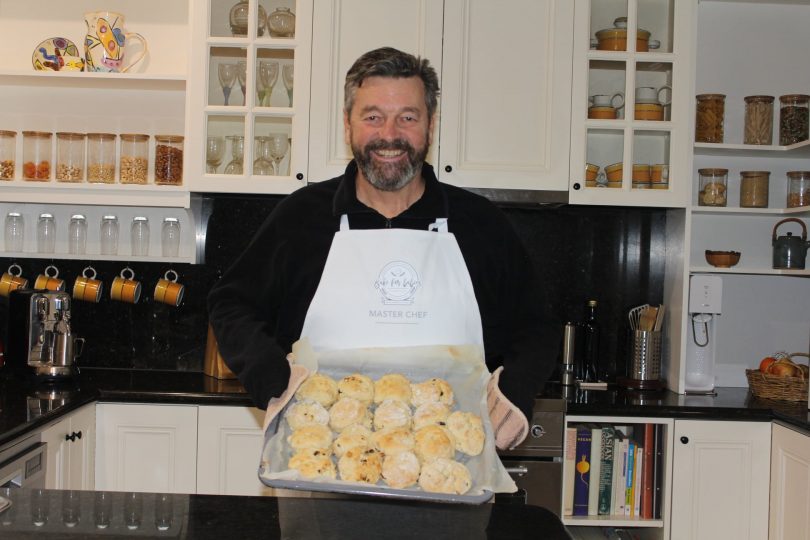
705 250 741 268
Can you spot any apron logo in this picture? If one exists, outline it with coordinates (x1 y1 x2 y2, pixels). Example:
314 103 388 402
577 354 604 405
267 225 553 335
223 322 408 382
374 261 421 305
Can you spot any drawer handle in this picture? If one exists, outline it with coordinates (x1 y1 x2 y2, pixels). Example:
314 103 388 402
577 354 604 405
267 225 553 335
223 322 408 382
504 466 529 475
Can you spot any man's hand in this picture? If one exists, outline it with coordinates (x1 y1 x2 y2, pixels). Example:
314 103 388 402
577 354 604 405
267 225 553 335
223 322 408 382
486 366 529 450
262 358 310 431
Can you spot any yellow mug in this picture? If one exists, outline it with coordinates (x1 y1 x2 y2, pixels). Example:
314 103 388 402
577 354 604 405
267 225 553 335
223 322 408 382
110 266 142 304
153 269 185 307
73 266 104 303
0 264 28 297
35 265 66 292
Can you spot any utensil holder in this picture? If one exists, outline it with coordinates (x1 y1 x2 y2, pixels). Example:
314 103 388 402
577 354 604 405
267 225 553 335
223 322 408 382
630 330 662 381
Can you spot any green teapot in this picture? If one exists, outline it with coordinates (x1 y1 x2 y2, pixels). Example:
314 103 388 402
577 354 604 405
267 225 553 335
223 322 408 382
772 218 810 269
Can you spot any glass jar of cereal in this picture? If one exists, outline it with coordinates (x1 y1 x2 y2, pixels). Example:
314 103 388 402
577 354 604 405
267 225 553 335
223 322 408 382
119 133 149 184
787 171 810 208
698 168 728 207
0 130 16 180
86 133 117 183
154 135 184 185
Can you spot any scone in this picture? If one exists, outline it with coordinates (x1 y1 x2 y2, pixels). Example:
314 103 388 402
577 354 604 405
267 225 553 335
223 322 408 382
287 424 333 453
445 411 486 456
374 373 412 404
295 373 339 407
337 373 374 405
329 396 372 433
413 424 456 462
418 458 472 494
381 451 421 489
288 448 336 479
337 446 383 484
286 399 330 431
373 399 412 431
410 377 454 407
371 426 415 456
333 424 373 458
412 402 451 431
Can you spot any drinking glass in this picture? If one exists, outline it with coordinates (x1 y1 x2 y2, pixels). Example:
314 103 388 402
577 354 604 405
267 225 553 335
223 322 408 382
224 135 244 175
124 492 143 530
268 134 290 176
217 63 238 106
5 212 24 252
37 213 56 253
253 136 274 176
237 60 247 106
206 136 225 173
258 61 279 106
282 64 294 106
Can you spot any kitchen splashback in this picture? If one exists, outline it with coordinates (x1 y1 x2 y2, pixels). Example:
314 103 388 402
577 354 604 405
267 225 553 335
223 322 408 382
0 195 665 382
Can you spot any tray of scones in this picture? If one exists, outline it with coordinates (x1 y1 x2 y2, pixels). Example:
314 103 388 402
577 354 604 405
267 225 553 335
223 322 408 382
259 344 516 504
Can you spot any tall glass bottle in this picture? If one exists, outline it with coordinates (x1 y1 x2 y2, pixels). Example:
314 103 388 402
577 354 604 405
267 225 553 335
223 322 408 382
581 299 601 382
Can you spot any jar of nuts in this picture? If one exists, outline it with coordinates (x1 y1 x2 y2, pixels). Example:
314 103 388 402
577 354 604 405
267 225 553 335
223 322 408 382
119 133 149 184
779 94 809 146
698 168 728 206
87 133 117 183
786 171 810 208
0 130 16 180
55 132 86 183
743 95 774 145
22 131 52 181
154 135 184 185
695 94 725 143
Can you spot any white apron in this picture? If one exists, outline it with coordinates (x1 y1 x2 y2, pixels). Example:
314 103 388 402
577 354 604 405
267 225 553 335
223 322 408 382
301 214 484 349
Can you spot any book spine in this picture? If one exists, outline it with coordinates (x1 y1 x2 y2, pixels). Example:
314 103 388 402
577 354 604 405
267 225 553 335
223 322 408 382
652 424 665 519
633 445 643 517
587 427 602 516
613 436 628 516
597 427 615 515
563 427 577 516
641 423 655 519
573 427 592 516
624 440 635 517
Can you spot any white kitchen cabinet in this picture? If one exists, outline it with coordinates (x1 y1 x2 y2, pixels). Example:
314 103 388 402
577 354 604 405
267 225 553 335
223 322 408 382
770 423 810 540
197 405 273 496
670 419 770 540
40 403 96 490
95 403 198 494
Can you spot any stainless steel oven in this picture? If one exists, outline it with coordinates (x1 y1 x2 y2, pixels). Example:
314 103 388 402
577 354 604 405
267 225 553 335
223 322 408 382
0 433 46 489
496 397 565 515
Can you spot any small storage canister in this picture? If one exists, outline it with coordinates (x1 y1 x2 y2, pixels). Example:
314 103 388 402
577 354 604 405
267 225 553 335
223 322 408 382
786 171 810 208
0 130 16 180
87 132 116 183
22 131 52 181
56 132 86 182
695 94 725 143
120 133 149 184
779 94 809 146
739 171 770 208
698 168 728 206
744 95 774 145
154 135 183 185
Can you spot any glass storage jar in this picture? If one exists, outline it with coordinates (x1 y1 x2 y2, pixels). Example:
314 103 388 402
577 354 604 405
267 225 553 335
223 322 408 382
779 94 809 146
743 95 774 145
68 214 87 255
161 217 181 257
698 168 728 206
100 215 119 255
786 171 810 208
131 216 150 256
56 132 86 182
154 135 184 185
739 171 770 208
695 94 725 143
229 0 267 36
267 7 295 37
0 130 16 180
22 131 52 181
119 133 149 184
5 212 24 252
37 213 56 253
87 132 116 183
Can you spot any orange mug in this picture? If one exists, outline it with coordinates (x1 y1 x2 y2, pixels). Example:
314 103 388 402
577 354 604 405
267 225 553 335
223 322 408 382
0 264 28 297
73 266 104 303
34 265 66 292
153 269 185 307
110 267 141 304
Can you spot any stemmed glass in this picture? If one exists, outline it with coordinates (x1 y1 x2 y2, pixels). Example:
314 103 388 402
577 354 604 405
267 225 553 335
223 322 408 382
268 133 290 176
217 63 237 106
253 136 274 176
236 60 247 106
206 136 225 173
282 64 294 106
224 135 244 175
258 61 279 107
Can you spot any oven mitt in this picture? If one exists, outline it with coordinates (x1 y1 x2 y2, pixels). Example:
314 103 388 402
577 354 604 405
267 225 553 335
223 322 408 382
262 355 310 432
487 366 529 450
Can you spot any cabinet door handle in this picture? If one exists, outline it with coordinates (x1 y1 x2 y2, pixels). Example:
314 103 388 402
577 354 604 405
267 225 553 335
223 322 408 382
296 173 304 180
572 182 581 190
680 436 689 444
444 165 453 173
65 431 83 442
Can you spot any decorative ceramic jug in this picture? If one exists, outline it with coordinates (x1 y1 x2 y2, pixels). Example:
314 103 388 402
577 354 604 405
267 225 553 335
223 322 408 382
84 11 148 73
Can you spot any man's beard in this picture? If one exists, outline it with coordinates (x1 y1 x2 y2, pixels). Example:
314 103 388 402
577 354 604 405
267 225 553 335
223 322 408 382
352 137 428 192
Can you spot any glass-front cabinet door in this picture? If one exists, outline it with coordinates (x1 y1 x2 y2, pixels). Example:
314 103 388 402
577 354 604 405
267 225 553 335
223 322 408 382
187 0 312 194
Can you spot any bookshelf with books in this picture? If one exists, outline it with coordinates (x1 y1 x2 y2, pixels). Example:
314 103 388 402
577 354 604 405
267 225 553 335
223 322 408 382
563 416 673 539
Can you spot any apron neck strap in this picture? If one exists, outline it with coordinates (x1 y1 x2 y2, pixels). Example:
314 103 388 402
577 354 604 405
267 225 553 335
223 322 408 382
340 214 449 233
340 214 350 231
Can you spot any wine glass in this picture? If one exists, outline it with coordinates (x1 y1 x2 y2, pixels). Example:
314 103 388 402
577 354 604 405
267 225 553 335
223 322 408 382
258 61 279 107
252 136 274 176
236 60 247 106
224 135 244 175
217 63 237 106
206 136 225 173
267 133 290 176
282 64 294 106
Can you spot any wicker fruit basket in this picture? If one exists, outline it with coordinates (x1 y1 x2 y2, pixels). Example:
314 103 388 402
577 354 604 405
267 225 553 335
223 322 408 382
746 353 809 402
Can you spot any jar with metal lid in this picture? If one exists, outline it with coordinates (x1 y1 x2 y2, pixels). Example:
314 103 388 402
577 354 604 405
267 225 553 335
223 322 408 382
698 168 728 206
37 213 56 253
131 216 150 256
154 135 184 185
786 171 810 208
68 214 87 255
55 132 86 182
100 215 119 255
695 94 725 143
87 133 116 183
739 171 770 208
22 131 52 181
0 130 16 180
120 133 149 184
779 94 809 146
744 95 774 145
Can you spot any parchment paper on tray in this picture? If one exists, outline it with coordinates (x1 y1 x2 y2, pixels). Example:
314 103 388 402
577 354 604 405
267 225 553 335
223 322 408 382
259 340 517 504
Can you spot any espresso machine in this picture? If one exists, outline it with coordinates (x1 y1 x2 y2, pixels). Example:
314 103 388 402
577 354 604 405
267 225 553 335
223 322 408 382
6 289 84 379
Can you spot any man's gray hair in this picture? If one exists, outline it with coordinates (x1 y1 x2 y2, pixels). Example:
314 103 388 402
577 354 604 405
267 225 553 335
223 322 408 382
344 47 440 118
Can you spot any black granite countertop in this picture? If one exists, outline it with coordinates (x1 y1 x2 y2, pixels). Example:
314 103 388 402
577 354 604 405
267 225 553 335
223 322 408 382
0 488 571 539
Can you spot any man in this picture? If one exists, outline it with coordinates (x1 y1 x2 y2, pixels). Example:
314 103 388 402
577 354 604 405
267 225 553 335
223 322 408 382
207 47 555 449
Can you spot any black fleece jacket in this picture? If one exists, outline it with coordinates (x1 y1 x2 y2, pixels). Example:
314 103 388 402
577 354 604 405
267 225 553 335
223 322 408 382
207 161 556 419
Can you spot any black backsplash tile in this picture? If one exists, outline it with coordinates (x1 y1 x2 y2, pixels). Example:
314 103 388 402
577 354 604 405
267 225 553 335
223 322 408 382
0 194 665 383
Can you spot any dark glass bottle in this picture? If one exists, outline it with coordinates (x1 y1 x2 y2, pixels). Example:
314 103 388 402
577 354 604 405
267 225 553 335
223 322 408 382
582 300 600 382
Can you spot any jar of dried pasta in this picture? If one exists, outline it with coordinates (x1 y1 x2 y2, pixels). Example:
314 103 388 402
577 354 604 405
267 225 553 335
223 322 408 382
698 168 728 206
695 94 725 143
786 171 810 208
154 135 184 185
120 133 149 184
87 132 117 183
779 94 809 146
739 171 769 208
743 95 774 145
